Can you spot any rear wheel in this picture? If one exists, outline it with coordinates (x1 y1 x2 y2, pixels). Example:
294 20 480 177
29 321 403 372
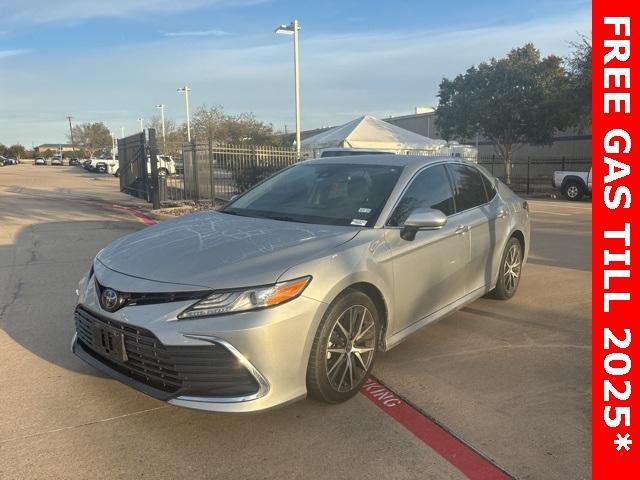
96 164 107 174
158 168 168 177
564 181 584 201
489 237 523 300
307 290 379 403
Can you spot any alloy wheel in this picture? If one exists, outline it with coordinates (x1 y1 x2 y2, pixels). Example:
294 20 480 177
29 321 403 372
503 243 522 293
567 185 579 199
325 305 376 392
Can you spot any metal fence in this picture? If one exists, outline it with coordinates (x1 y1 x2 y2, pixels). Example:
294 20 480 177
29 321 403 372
179 143 302 202
476 155 591 194
148 144 592 205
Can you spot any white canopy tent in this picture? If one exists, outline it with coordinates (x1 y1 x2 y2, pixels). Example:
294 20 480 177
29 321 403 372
301 115 447 153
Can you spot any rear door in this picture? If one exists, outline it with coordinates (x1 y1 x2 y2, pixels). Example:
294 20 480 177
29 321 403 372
447 163 505 294
384 164 469 332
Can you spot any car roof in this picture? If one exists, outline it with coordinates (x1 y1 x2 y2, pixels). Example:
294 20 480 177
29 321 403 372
304 154 466 168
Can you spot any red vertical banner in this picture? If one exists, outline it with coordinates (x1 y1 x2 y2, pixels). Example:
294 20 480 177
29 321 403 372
593 1 640 477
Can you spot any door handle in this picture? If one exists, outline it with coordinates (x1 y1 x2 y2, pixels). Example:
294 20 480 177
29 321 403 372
496 209 509 219
455 224 469 235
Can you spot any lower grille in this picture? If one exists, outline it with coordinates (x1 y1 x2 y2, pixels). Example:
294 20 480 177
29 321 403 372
74 306 259 398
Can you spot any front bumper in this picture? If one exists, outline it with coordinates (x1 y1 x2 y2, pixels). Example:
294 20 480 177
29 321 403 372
73 268 327 413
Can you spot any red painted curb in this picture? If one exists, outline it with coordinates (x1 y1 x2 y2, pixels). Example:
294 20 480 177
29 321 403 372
110 206 158 225
361 378 513 480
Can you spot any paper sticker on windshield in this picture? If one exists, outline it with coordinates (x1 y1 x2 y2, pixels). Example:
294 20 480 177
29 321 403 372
351 219 368 226
358 208 372 214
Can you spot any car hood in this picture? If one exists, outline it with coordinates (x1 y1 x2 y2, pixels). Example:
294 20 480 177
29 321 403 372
96 211 359 289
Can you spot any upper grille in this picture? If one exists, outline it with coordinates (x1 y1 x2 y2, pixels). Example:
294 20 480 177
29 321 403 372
74 306 259 398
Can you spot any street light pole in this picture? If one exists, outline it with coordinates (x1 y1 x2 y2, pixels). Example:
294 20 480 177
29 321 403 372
275 20 302 158
120 126 125 138
138 118 144 132
66 116 76 158
177 86 192 142
156 104 167 152
292 20 301 158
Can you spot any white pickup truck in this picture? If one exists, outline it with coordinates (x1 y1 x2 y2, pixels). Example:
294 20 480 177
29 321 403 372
111 155 177 177
89 157 117 173
552 167 592 201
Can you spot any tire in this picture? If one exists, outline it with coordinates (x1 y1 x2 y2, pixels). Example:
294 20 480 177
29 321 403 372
307 289 380 403
114 169 120 178
158 168 168 177
96 164 107 174
564 181 584 201
489 237 523 300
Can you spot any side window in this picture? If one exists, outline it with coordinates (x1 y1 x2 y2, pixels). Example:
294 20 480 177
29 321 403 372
388 165 455 226
481 172 497 200
448 164 488 212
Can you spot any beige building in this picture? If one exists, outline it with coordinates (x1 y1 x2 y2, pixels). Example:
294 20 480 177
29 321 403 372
35 144 76 154
300 110 591 161
383 111 591 160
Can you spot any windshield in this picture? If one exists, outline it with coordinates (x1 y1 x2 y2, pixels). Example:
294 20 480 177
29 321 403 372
223 163 402 227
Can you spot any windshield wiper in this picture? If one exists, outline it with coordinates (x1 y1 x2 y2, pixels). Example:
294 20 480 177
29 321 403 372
263 214 309 224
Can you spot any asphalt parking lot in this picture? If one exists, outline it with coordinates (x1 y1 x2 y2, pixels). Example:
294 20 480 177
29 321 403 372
0 165 590 480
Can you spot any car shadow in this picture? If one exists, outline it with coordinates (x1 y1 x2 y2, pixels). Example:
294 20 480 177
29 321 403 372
0 218 146 376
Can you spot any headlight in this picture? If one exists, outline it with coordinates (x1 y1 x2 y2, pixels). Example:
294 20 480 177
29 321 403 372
178 276 311 319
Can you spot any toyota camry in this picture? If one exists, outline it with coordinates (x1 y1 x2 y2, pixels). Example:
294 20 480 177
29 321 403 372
72 155 530 413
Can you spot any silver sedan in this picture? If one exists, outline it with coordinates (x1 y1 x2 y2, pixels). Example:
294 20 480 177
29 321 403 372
73 155 530 413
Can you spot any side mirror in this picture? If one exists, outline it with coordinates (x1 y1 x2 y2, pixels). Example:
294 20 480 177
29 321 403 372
400 208 447 241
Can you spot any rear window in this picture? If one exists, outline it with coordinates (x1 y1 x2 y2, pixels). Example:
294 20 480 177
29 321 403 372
447 164 489 212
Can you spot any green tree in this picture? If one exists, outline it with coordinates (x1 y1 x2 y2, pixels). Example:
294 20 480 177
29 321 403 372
564 35 591 129
436 43 571 184
8 144 26 159
0 144 7 156
67 122 112 158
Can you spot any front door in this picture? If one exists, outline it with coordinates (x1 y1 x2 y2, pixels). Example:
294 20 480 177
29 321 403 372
384 164 469 334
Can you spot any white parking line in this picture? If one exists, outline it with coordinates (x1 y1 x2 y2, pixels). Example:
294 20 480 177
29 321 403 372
532 210 572 216
526 201 592 211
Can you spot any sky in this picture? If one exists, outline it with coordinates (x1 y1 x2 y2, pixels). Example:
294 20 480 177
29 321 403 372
0 0 591 147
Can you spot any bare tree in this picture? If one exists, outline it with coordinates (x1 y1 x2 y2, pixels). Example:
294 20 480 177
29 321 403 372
146 116 187 155
67 122 112 158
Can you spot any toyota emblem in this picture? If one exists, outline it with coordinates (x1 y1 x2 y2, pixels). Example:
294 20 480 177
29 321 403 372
101 288 120 312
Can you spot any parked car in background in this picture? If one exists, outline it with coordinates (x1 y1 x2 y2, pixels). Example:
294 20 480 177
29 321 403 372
87 158 117 173
73 155 530 413
34 157 46 166
113 155 176 177
69 158 80 166
553 167 592 201
1 156 18 165
51 157 63 166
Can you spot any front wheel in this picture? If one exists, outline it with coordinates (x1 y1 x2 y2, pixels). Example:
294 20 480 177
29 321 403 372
307 290 380 403
96 164 107 174
489 237 523 300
